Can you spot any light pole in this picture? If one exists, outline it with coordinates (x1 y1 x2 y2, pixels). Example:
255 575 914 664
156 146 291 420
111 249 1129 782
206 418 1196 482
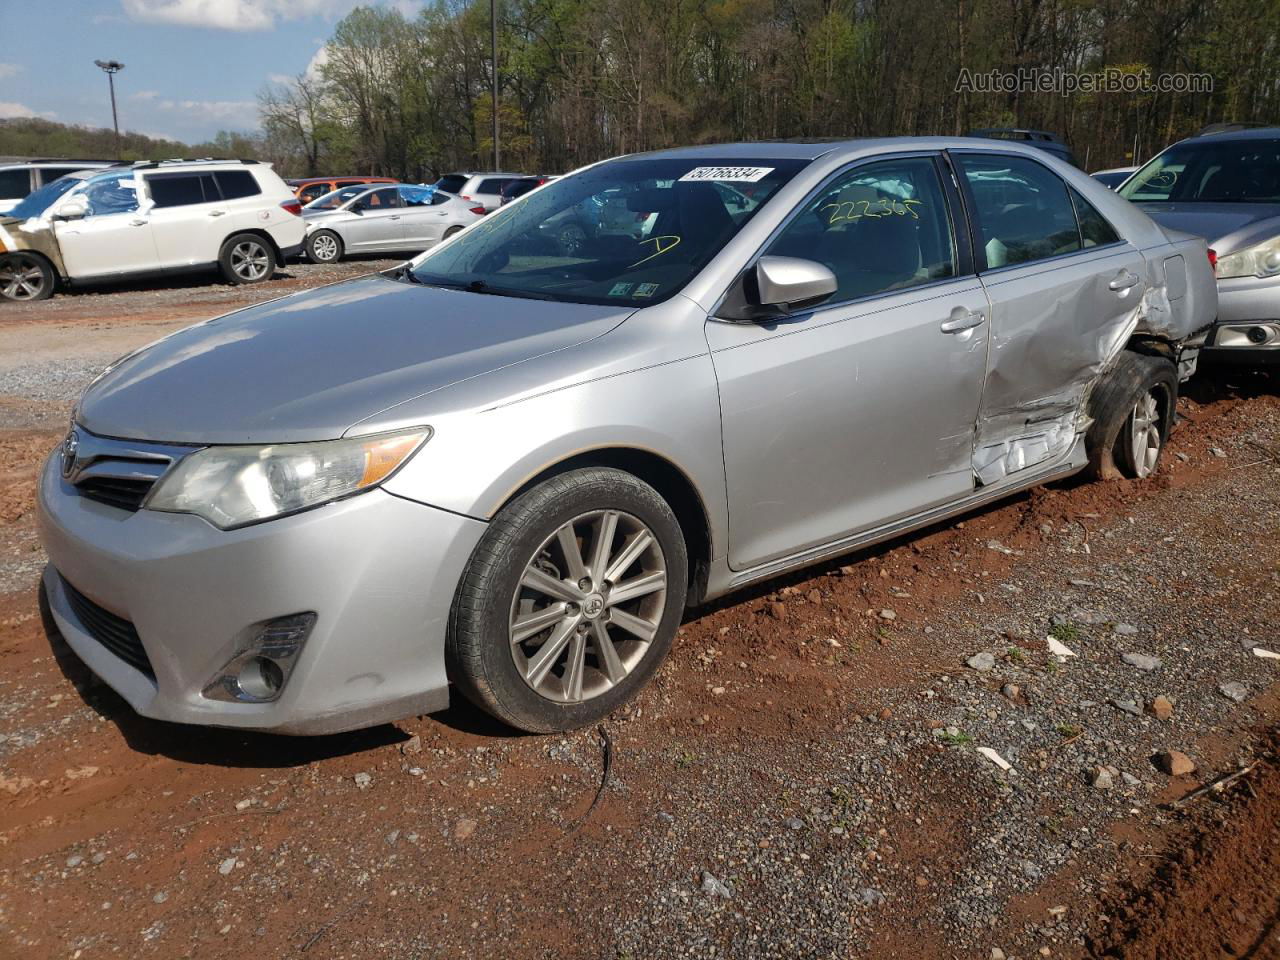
490 0 499 171
94 59 125 160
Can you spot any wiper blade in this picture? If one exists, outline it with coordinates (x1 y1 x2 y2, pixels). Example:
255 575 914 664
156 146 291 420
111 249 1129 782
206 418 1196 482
385 263 426 284
410 275 558 301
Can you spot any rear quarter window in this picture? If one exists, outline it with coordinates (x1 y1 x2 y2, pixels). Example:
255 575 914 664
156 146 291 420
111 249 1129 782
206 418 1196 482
436 175 468 194
477 178 512 194
146 173 216 207
215 170 262 200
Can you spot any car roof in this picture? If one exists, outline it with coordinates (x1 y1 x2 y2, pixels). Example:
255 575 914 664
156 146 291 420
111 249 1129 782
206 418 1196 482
630 136 1076 163
1187 125 1280 142
294 175 395 184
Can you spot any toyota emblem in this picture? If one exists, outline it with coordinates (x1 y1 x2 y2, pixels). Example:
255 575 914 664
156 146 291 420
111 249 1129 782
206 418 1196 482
61 429 80 477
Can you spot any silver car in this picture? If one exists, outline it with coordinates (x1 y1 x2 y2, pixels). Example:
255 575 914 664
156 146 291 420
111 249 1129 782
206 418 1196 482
1118 127 1280 364
38 138 1215 735
301 184 484 263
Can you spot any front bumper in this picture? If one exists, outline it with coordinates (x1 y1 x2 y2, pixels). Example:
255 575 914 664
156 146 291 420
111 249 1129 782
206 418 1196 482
1204 276 1280 363
37 451 487 734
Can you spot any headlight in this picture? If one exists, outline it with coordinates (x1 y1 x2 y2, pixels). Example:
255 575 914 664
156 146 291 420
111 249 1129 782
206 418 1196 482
1214 236 1280 279
146 428 430 529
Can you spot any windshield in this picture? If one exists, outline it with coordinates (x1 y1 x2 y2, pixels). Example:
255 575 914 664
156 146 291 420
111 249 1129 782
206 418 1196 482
5 174 83 220
304 185 372 211
408 157 808 306
1119 139 1280 203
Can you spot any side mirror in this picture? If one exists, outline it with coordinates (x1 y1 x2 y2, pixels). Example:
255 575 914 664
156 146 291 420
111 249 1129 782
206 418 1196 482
755 255 837 309
55 196 88 221
349 202 365 214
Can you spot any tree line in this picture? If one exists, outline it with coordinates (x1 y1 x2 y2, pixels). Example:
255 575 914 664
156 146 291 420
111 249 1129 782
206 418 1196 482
258 0 1280 180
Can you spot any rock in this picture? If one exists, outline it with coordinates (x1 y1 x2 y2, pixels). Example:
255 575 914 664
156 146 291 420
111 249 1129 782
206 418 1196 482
1149 695 1174 720
856 887 886 906
967 651 996 672
1175 452 1189 462
234 798 252 811
1021 859 1042 880
1002 683 1021 701
1122 772 1141 786
1113 623 1139 636
879 609 897 621
1092 766 1114 789
66 854 83 868
1048 905 1068 919
977 747 1012 772
807 589 821 604
1047 636 1076 658
454 818 478 841
1122 652 1162 671
1157 750 1196 776
353 772 372 790
700 871 733 899
1219 681 1247 703
987 539 1015 554
400 735 423 755
991 949 1007 960
784 816 804 830
768 601 786 620
218 857 236 876
153 891 168 904
1112 699 1142 716
878 707 892 721
1252 647 1280 660
1209 446 1227 458
64 766 99 780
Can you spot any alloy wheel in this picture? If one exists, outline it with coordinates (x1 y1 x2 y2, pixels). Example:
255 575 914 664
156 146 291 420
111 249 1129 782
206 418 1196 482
509 509 667 704
0 256 46 301
231 240 271 281
311 234 339 262
559 224 587 256
1127 388 1162 478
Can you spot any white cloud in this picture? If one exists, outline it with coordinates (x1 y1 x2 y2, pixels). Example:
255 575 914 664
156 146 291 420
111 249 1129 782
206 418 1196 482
149 97 259 126
305 45 330 80
0 63 21 80
121 0 358 31
131 90 161 101
0 102 56 120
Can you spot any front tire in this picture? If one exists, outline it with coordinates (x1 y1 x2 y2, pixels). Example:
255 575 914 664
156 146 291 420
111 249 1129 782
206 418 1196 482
306 230 343 264
1085 350 1178 480
219 234 277 285
448 468 688 733
0 253 55 302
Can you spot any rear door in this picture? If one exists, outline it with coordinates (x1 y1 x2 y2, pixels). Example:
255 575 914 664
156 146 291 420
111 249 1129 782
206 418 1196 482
951 152 1149 484
144 171 224 268
709 154 992 570
398 185 449 249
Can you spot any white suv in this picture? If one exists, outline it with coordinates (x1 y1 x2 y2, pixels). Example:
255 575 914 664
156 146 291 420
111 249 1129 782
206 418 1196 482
0 159 305 302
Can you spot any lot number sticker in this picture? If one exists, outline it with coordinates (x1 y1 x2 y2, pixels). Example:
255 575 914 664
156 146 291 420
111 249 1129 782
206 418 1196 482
678 166 774 183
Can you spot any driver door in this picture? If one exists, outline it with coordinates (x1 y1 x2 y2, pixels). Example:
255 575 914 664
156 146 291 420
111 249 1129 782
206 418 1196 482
341 187 404 253
707 155 991 570
53 172 159 279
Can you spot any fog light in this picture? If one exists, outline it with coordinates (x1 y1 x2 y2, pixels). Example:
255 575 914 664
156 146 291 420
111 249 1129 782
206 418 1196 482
1247 325 1270 344
202 612 316 704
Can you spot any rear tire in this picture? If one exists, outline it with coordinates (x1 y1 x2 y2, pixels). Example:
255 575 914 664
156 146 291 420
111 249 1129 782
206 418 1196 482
0 252 55 302
219 233 277 284
443 225 463 240
448 468 688 733
306 230 343 264
1085 350 1178 480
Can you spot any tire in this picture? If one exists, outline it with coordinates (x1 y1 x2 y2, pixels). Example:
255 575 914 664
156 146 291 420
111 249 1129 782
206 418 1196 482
443 225 463 240
1085 350 1178 480
219 233 277 285
0 252 55 302
558 223 587 257
305 230 344 264
448 467 688 733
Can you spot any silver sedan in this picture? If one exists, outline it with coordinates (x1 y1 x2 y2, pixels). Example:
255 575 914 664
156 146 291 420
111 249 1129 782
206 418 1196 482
39 138 1214 735
301 184 484 263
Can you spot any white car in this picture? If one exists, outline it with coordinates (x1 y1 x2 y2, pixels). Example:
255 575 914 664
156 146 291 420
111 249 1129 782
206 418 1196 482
432 172 527 212
301 184 485 263
0 159 305 302
0 159 113 215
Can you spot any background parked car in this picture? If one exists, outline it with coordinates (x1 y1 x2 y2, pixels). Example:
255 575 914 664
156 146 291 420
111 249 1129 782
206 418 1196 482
0 159 113 214
1118 126 1280 364
431 171 526 212
500 176 557 205
968 129 1078 166
302 183 484 262
288 175 397 206
1090 166 1137 190
0 159 303 301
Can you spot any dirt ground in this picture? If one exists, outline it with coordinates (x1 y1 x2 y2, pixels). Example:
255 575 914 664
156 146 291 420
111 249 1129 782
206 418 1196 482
1 270 1278 959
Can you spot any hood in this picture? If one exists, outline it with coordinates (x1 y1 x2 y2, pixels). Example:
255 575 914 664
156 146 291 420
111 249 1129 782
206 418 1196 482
1138 202 1280 250
77 275 632 444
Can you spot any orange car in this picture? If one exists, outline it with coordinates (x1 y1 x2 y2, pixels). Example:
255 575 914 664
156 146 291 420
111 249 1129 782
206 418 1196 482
287 176 397 206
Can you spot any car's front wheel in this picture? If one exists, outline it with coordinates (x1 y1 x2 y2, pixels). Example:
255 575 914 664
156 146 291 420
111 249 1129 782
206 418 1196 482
306 230 343 264
0 253 55 302
448 467 688 732
1086 350 1178 480
219 234 277 284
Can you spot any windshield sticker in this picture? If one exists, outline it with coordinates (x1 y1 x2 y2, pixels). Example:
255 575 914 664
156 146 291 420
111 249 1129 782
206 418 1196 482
608 282 634 296
629 234 681 267
634 282 660 298
679 166 774 183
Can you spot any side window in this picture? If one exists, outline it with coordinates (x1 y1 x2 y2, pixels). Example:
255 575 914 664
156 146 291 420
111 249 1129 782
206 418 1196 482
0 168 31 200
299 184 328 204
478 178 510 194
82 173 141 216
764 156 957 303
429 191 451 206
146 173 211 208
1070 188 1121 248
399 185 436 206
215 171 261 200
336 180 363 189
956 154 1081 268
365 187 400 208
39 167 85 186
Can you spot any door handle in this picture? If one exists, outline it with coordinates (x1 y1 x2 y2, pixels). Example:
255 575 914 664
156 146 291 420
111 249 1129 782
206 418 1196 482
940 308 986 334
389 215 401 220
208 209 227 218
1108 270 1140 292
129 219 147 227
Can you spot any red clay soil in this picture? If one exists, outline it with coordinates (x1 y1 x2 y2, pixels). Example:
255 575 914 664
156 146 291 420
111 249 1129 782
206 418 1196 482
1090 728 1280 960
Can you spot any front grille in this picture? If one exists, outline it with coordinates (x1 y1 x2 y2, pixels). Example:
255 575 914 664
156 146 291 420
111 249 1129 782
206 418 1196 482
60 576 155 678
77 476 155 512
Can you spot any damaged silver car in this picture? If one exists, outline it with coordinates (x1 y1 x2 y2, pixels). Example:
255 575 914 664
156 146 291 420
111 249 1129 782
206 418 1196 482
38 138 1215 735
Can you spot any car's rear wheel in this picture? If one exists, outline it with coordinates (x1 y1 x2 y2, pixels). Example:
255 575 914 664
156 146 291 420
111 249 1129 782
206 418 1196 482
0 253 55 302
448 467 688 733
219 234 277 284
558 223 587 257
306 230 343 264
1085 350 1178 480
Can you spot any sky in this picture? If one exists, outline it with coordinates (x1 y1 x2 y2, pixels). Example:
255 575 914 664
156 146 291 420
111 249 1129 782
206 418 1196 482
0 0 420 143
